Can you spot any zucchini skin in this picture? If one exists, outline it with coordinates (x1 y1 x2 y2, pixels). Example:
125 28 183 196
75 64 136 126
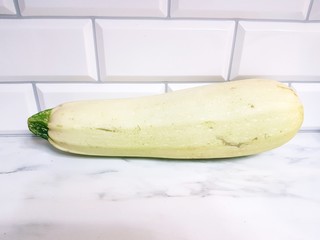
28 79 304 159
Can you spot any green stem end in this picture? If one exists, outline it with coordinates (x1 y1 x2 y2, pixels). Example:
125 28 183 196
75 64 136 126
28 109 52 140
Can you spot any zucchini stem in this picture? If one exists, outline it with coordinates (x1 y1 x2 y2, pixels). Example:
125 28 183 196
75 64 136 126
28 109 52 140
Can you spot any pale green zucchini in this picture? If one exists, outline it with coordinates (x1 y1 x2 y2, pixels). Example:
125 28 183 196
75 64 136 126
28 79 303 159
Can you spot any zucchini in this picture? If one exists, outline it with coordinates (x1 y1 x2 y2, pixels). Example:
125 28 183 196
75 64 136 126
28 79 303 159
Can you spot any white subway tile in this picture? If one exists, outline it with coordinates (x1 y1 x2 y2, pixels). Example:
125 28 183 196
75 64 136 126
19 0 167 17
167 83 212 92
36 83 166 109
168 81 288 92
231 22 320 81
0 84 37 134
0 0 16 14
96 20 235 82
309 0 320 20
291 83 320 130
0 19 97 82
171 0 310 20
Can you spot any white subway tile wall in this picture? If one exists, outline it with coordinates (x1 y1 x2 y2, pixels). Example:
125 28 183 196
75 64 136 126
0 0 319 133
95 20 235 81
0 84 37 134
231 22 320 81
0 19 97 82
167 82 289 92
291 83 320 130
167 83 212 92
171 0 310 20
0 0 16 14
309 0 320 20
19 0 168 17
36 83 165 109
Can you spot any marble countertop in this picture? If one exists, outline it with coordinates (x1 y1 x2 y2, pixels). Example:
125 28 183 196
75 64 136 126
0 132 320 240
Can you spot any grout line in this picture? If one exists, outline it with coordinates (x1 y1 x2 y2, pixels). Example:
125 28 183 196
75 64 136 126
0 15 166 20
226 21 239 81
164 82 169 92
31 83 41 111
91 18 102 82
306 0 315 20
0 80 238 84
168 17 320 23
0 133 36 137
12 0 22 17
299 129 320 133
0 15 320 22
1 79 320 84
167 0 172 18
